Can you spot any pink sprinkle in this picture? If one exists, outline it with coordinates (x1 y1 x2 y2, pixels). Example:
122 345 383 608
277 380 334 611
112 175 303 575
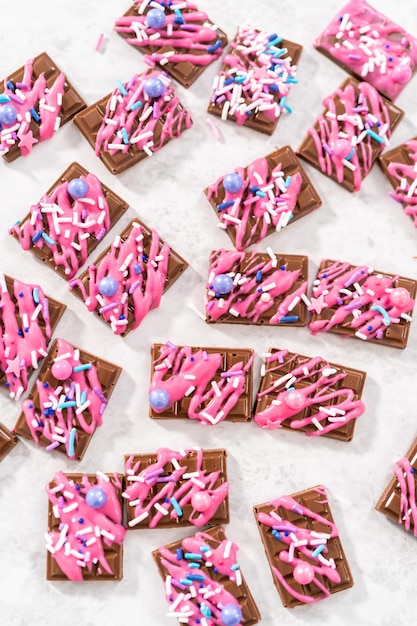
206 117 221 141
95 33 106 52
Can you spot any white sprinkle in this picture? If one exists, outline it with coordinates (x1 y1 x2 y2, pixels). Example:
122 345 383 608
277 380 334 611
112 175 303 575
229 308 240 317
312 417 324 431
154 503 169 516
342 158 356 171
96 470 110 482
211 380 222 397
62 502 78 513
355 331 368 340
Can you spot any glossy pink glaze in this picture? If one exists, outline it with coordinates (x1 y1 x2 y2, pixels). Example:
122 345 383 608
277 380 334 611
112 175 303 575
387 139 417 225
393 456 417 535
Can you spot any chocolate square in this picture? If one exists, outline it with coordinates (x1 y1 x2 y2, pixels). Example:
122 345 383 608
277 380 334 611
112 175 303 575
379 137 417 229
149 343 254 423
10 162 129 280
0 422 18 462
297 77 404 192
254 486 354 608
254 348 366 441
204 146 322 251
14 338 122 461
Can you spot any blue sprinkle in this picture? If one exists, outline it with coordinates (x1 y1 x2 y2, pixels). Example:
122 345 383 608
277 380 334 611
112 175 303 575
80 390 87 405
116 80 128 96
176 548 184 560
130 100 143 111
249 185 260 192
200 546 210 552
184 553 202 560
170 497 183 517
280 315 299 323
311 544 326 558
121 128 129 144
32 231 43 243
0 95 11 103
179 578 193 586
73 364 92 373
272 529 282 540
33 288 39 304
68 428 77 458
186 574 205 581
30 107 40 122
42 232 56 246
285 176 292 188
217 200 235 211
224 77 235 86
207 39 222 53
134 264 142 274
256 270 263 282
231 563 240 570
6 81 15 91
255 190 267 198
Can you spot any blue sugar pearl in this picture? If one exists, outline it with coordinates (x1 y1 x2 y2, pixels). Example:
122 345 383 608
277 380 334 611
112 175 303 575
68 178 89 199
221 604 242 626
98 276 119 297
213 274 233 295
0 104 17 125
146 8 166 28
134 263 142 274
223 173 243 193
85 487 108 509
144 77 165 98
149 388 171 410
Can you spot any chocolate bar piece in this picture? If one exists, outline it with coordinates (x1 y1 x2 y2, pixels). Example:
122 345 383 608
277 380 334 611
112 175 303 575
149 342 254 424
254 485 354 608
14 338 122 461
46 471 125 581
314 0 417 101
204 146 322 251
73 70 192 175
208 24 302 135
297 77 404 192
114 1 228 88
0 52 86 162
375 436 417 536
9 162 129 281
205 249 308 326
153 525 261 625
254 347 366 441
69 219 188 336
0 273 66 400
0 422 18 461
379 137 417 229
124 447 229 528
308 259 416 349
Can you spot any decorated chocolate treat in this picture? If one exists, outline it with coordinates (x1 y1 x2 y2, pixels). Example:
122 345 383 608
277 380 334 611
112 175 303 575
124 447 229 528
46 471 126 581
205 249 308 326
204 147 321 251
0 422 18 462
308 259 416 348
254 486 354 607
208 24 302 135
114 1 228 88
73 69 192 175
0 52 85 162
379 137 417 229
14 338 121 461
153 525 261 625
149 342 254 424
314 0 417 101
254 348 366 441
297 77 403 192
10 162 128 280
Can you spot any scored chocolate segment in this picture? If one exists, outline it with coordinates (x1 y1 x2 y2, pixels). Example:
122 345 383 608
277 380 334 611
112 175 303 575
0 422 18 462
379 137 417 229
254 486 354 608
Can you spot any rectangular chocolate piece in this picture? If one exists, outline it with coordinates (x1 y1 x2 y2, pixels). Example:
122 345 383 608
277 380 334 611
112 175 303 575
204 146 322 251
124 448 229 528
208 25 302 135
114 2 228 88
14 338 122 461
375 437 417 535
1 52 86 163
46 472 124 581
205 250 308 326
297 77 404 192
10 162 129 281
254 485 354 608
308 259 417 349
0 422 18 461
153 525 261 625
69 219 188 336
149 343 253 423
254 347 366 441
379 137 417 229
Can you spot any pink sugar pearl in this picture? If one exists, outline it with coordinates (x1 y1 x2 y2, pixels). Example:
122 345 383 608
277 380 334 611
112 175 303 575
51 359 73 380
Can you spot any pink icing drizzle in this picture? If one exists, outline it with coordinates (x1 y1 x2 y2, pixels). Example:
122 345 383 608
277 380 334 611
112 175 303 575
0 57 64 156
10 172 111 279
20 338 108 459
393 456 417 535
206 158 302 251
124 447 229 527
386 139 417 225
314 0 417 101
45 471 126 581
150 342 254 425
255 349 365 435
257 490 341 604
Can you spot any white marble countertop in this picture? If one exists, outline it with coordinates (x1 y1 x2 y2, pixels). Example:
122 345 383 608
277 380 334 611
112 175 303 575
1 0 417 624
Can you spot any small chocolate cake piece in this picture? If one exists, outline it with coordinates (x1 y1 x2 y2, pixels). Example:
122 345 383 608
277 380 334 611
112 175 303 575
297 77 404 192
149 342 254 424
254 347 366 441
379 137 417 229
14 338 122 461
376 437 417 536
10 162 129 280
0 52 86 162
46 471 125 581
254 485 354 608
204 146 322 251
114 1 228 88
308 259 416 349
124 447 229 528
153 525 261 625
0 422 18 461
69 219 188 337
205 249 308 326
208 24 302 135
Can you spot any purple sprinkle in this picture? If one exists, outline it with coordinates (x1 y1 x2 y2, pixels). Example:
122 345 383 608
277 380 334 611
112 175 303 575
8 93 24 104
202 351 208 361
343 299 363 311
43 298 50 321
81 209 87 220
146 468 164 480
344 271 360 288
348 54 361 61
220 369 243 378
278 353 284 364
157 476 177 482
46 441 61 452
15 82 28 89
96 227 107 241
352 105 368 113
180 24 198 31
94 387 107 403
216 95 226 104
336 297 343 305
99 301 119 314
292 504 303 515
322 142 333 155
153 102 159 118
376 329 384 339
171 580 187 590
129 280 141 294
207 301 215 311
58 495 65 508
358 93 364 104
99 403 106 415
68 280 78 288
166 340 177 349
